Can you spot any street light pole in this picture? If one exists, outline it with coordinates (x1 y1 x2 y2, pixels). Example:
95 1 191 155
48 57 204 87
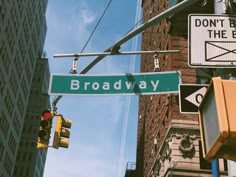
214 1 236 177
79 0 201 74
51 0 202 109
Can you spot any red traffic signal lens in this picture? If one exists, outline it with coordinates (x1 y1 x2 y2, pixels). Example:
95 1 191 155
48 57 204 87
42 110 52 120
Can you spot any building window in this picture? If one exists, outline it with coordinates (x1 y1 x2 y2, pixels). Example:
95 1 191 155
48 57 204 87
8 132 17 156
3 153 13 175
0 141 4 162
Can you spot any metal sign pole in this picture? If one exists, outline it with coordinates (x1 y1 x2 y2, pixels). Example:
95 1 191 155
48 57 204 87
214 0 236 177
53 50 179 58
51 0 201 108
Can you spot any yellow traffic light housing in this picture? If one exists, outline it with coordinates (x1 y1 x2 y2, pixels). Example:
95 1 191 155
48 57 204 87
37 110 54 149
199 77 236 161
53 114 72 149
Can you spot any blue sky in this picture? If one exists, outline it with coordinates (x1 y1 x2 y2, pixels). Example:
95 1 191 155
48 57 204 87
43 1 141 177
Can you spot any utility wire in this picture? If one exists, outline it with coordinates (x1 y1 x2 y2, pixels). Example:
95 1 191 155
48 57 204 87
52 0 200 109
80 0 113 54
52 0 113 109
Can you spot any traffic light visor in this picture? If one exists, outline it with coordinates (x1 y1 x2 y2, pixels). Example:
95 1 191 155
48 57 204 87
59 138 69 148
61 128 70 138
42 110 53 120
38 129 49 139
62 119 72 128
40 120 50 128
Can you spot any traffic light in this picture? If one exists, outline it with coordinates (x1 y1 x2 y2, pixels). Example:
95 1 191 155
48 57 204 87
53 114 72 149
37 110 54 149
198 77 236 161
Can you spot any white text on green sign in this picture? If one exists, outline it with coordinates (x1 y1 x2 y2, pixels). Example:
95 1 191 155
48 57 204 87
49 71 181 96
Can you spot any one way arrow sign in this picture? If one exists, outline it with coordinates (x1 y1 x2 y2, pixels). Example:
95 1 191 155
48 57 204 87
179 84 208 114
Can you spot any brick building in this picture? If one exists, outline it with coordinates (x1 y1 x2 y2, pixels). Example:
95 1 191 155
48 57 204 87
135 1 228 176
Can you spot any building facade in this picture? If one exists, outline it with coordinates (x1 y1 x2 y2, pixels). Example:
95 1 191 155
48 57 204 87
0 1 48 177
13 58 50 177
135 0 228 177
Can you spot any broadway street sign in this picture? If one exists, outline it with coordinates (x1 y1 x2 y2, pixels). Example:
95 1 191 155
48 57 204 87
49 71 181 96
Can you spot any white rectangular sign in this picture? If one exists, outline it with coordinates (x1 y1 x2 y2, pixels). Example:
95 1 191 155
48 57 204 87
189 14 236 68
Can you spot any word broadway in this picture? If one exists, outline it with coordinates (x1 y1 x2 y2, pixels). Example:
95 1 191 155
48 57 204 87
49 72 181 96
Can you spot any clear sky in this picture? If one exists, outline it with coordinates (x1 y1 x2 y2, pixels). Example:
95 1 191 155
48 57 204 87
43 1 141 177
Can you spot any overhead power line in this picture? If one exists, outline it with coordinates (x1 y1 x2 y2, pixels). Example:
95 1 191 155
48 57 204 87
80 0 113 54
52 0 202 110
52 0 113 110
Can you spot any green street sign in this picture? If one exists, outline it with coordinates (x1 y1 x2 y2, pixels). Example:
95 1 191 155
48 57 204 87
49 71 181 96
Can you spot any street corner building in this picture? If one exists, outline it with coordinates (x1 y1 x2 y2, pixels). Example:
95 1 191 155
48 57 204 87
0 1 50 177
126 1 229 177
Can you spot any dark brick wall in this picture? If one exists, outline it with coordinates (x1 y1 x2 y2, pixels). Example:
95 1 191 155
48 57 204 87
135 1 214 177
